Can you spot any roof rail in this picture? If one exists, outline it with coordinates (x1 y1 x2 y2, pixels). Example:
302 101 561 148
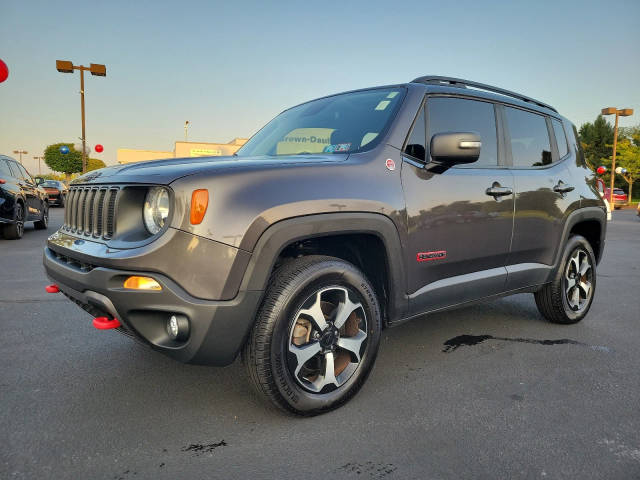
411 75 557 113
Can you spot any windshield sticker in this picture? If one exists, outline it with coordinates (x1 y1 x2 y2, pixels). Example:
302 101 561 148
375 100 391 111
323 143 351 153
386 92 399 99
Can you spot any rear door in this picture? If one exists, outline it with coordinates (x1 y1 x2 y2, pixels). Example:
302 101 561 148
402 96 514 315
15 162 42 220
503 106 578 289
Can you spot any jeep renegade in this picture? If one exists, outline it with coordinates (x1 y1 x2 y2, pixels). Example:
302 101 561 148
43 76 606 415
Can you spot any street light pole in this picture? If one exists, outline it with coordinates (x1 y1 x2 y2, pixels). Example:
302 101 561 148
13 149 27 164
33 156 45 175
601 107 634 206
184 121 190 142
56 60 106 174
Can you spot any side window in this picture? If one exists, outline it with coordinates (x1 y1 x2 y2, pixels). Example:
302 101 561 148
403 106 426 161
0 159 12 178
552 119 568 158
427 97 498 166
6 161 19 179
505 107 552 167
16 163 33 183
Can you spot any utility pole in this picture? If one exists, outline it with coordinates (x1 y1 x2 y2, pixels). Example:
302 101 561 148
13 149 27 164
56 60 106 173
601 107 634 205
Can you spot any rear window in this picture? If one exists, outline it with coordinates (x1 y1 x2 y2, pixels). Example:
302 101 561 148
614 189 625 195
237 88 405 157
505 107 552 167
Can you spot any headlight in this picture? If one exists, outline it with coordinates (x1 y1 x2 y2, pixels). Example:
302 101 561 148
143 187 170 234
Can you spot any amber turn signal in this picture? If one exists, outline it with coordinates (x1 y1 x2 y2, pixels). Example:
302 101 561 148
123 276 162 291
190 189 209 225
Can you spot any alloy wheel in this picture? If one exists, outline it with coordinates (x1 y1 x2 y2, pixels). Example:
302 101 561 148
287 286 368 394
564 248 593 312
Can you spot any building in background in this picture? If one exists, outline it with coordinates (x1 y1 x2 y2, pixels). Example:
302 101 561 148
117 138 248 164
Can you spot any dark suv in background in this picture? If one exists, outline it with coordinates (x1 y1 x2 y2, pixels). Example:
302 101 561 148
0 155 49 239
43 76 606 415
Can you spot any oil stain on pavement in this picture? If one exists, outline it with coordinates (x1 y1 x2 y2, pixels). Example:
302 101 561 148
181 440 227 456
442 334 611 353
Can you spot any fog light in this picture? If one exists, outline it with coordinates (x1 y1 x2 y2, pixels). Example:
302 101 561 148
123 276 162 291
167 314 189 341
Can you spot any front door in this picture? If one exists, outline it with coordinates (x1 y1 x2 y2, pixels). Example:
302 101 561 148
402 96 514 316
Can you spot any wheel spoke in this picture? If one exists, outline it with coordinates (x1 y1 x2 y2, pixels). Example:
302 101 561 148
311 352 338 390
298 292 328 331
566 277 576 293
289 341 321 377
570 287 580 309
579 256 591 276
337 329 367 362
579 280 591 298
334 294 363 329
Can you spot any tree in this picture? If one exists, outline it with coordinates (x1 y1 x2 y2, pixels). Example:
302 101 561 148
87 158 106 172
615 126 640 203
43 143 107 181
44 143 82 181
578 115 614 170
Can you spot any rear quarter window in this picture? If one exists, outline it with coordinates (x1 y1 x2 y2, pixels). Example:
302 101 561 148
0 159 12 178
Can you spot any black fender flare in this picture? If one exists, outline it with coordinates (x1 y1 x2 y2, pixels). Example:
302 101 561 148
236 212 408 323
552 206 607 270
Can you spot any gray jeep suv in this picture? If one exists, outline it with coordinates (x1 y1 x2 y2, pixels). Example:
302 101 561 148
43 76 606 415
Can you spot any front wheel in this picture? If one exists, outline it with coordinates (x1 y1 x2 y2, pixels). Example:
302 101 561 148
242 255 382 415
534 235 596 324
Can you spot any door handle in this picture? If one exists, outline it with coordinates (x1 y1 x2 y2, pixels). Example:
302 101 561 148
553 182 574 194
485 185 513 197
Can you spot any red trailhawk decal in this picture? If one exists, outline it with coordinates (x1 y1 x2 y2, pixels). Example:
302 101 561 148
417 250 447 262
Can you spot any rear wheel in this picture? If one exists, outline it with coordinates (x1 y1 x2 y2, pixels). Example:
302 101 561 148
534 235 596 324
242 255 382 415
3 203 25 239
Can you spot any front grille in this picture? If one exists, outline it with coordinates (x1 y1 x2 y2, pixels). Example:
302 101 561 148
63 186 120 239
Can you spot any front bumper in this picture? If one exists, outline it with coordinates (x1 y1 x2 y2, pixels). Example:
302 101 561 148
43 246 263 365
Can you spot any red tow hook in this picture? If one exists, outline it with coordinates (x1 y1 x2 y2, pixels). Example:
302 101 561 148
45 284 60 293
92 317 121 330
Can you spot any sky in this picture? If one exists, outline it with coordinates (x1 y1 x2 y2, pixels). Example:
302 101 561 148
1 0 639 175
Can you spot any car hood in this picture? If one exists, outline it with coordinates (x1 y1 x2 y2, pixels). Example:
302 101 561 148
72 154 348 185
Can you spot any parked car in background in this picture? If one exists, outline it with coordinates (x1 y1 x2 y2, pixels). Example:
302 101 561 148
38 180 68 207
0 155 49 239
604 187 628 209
595 178 612 221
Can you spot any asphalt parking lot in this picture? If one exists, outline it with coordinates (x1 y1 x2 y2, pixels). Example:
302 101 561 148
1 207 639 479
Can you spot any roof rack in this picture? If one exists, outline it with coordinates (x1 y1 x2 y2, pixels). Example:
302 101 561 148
411 75 557 113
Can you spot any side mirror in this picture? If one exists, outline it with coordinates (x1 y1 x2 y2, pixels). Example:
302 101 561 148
430 132 481 164
34 177 44 185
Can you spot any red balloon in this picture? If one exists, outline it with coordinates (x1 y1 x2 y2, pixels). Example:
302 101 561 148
0 59 8 83
94 144 104 153
596 166 606 175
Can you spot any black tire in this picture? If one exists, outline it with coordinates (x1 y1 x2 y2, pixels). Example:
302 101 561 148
3 202 25 240
34 204 48 230
242 255 382 416
534 235 596 324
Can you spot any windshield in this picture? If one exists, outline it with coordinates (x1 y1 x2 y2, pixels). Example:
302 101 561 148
236 87 405 157
42 181 60 187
